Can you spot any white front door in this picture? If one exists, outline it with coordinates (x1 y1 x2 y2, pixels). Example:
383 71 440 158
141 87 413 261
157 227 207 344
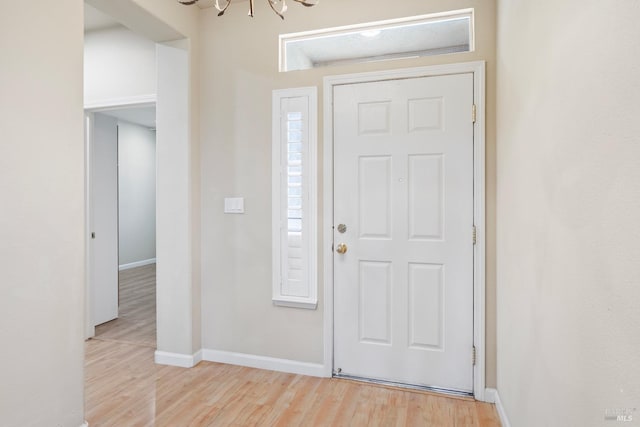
333 73 475 393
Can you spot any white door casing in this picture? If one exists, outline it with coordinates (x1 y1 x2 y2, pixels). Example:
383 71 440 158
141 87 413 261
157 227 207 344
333 73 475 393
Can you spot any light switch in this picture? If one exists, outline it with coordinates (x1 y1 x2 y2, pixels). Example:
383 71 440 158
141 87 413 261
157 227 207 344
224 197 244 214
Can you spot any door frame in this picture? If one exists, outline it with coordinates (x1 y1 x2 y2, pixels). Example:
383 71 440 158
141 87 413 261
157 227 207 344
84 95 156 339
322 61 487 401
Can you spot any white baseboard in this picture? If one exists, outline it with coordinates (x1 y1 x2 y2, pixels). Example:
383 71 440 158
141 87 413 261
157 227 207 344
155 350 202 368
202 349 327 378
119 258 156 271
483 387 497 403
485 388 511 427
193 349 203 365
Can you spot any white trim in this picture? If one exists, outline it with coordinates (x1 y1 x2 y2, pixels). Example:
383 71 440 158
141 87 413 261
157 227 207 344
154 350 202 368
84 113 95 340
487 388 512 427
273 298 317 309
84 94 157 111
322 61 487 394
194 349 203 365
202 349 327 377
118 258 157 271
271 86 318 309
322 79 335 377
483 387 497 403
472 62 487 402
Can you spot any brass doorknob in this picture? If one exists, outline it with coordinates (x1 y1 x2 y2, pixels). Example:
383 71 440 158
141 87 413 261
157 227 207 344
336 243 348 254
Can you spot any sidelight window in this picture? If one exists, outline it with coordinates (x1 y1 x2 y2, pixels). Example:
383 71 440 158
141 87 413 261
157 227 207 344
272 87 318 309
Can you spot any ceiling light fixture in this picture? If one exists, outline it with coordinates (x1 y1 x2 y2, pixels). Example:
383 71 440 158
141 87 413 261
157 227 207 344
178 0 319 20
360 29 382 38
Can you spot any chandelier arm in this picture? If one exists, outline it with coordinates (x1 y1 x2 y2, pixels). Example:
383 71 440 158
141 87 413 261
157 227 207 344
177 0 318 18
214 0 233 16
267 0 288 20
291 0 318 6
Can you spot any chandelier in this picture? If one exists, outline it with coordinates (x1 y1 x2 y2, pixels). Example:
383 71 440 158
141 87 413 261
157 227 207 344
178 0 319 20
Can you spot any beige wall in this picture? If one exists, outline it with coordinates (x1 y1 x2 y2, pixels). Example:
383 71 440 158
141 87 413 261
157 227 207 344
496 0 640 424
199 0 497 385
0 2 85 426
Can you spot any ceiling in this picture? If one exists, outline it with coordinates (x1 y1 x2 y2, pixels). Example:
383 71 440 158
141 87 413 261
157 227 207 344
193 0 216 8
191 0 251 8
84 3 121 32
84 1 218 32
99 106 157 129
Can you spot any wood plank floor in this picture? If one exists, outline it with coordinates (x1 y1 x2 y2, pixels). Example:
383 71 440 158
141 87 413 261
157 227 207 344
85 264 501 426
94 264 156 348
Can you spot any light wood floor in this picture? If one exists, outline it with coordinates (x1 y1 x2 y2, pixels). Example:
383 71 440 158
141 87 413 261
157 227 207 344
85 264 501 426
94 263 156 347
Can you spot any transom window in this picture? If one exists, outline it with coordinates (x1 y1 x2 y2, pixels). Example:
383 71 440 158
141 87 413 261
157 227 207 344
280 9 474 72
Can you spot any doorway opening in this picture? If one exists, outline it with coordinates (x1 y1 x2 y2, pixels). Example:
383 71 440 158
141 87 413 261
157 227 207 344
84 0 193 361
87 105 157 348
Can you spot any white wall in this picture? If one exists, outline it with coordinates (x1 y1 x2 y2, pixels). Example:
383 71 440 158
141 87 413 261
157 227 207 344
496 0 640 425
199 0 497 379
84 25 157 107
0 1 85 426
156 41 194 357
118 121 157 266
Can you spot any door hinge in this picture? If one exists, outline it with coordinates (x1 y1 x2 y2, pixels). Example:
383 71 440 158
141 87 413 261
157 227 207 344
472 225 477 245
472 346 477 366
472 104 477 123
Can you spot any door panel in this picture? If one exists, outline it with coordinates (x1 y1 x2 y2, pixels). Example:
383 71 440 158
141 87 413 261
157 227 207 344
359 260 392 344
359 156 392 239
408 154 444 240
91 113 119 327
333 73 474 392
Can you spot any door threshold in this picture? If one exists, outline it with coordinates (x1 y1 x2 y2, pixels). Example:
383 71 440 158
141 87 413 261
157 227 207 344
333 373 474 400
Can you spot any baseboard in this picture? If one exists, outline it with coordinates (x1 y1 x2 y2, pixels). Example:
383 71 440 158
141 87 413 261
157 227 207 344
202 349 327 377
119 258 156 271
483 388 497 403
193 349 203 365
155 350 202 368
485 388 511 427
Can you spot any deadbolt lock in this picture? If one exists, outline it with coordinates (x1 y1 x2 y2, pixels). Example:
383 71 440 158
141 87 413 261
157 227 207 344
337 224 347 234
